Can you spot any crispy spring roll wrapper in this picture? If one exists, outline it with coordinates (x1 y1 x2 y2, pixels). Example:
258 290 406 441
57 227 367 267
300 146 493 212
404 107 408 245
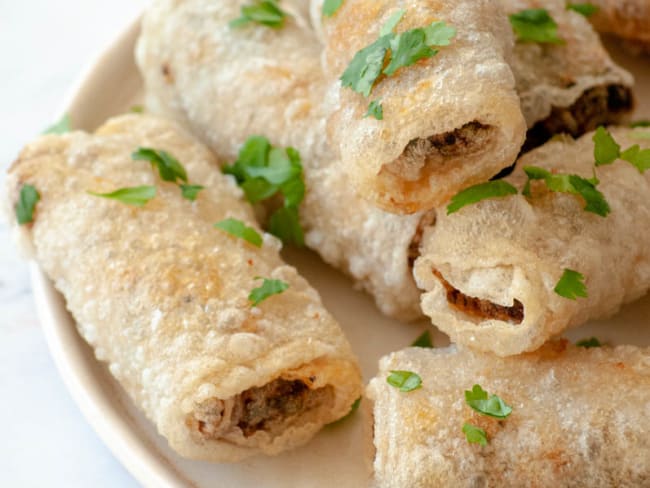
137 0 426 320
4 114 362 462
414 128 650 356
317 0 527 214
367 341 650 487
589 0 650 53
500 0 635 149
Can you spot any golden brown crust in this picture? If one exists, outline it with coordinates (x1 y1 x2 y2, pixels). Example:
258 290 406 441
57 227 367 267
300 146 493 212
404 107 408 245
5 114 362 462
368 343 650 487
589 0 650 49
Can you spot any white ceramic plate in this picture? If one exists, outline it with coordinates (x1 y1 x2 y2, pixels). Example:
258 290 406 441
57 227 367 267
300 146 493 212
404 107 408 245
30 16 650 488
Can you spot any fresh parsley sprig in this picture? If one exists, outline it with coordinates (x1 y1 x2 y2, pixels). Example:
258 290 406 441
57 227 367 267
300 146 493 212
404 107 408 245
322 0 344 18
340 13 456 103
554 268 588 300
88 186 157 207
509 9 563 44
249 277 289 306
15 184 41 225
593 126 650 173
223 136 305 246
447 180 518 215
465 384 513 419
386 370 422 392
462 423 488 446
215 218 263 247
566 3 599 17
365 99 384 120
411 330 434 348
43 114 71 135
132 147 204 201
230 0 288 29
576 337 602 348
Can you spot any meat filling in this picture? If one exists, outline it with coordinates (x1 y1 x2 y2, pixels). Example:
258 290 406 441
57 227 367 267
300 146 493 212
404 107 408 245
408 211 436 268
384 121 495 181
190 378 334 440
524 84 633 153
433 270 524 324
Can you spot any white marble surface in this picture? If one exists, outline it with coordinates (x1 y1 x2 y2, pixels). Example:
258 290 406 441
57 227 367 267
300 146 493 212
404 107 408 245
0 1 148 486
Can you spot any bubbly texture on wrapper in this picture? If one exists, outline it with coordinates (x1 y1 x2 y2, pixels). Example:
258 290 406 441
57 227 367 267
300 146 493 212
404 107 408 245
4 114 362 461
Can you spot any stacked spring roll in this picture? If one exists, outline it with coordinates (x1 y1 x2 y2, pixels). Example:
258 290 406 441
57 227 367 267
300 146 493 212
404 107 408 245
589 0 650 53
414 127 650 356
315 0 527 214
367 341 650 487
500 0 634 149
137 0 427 320
4 114 362 461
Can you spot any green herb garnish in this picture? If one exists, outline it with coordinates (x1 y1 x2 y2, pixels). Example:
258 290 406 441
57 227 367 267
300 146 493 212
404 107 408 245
465 384 512 419
88 186 156 207
462 423 488 446
593 126 650 173
411 330 434 348
223 136 305 246
380 9 406 36
322 0 344 17
215 218 263 247
130 105 144 113
630 120 650 128
554 268 588 300
15 184 41 225
249 277 289 306
523 166 610 217
509 9 563 44
132 147 188 183
567 3 599 17
447 180 518 215
180 184 204 201
340 18 455 98
576 337 602 348
620 145 650 173
365 99 384 120
43 114 71 135
386 370 422 392
230 0 288 29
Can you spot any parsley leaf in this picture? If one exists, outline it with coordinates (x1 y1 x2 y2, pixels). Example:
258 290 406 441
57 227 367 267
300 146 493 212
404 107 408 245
249 277 289 306
576 337 602 348
447 180 518 215
132 147 188 183
230 0 288 29
411 330 434 348
631 120 650 128
365 99 384 120
15 184 41 225
223 137 305 246
130 105 144 113
554 268 588 300
567 3 599 17
43 114 71 135
384 29 436 76
380 9 406 37
593 126 621 166
386 370 422 392
620 145 650 173
340 36 392 98
462 423 488 446
465 384 513 419
88 186 156 207
509 9 563 44
322 0 344 17
523 166 610 217
180 184 204 201
215 218 263 247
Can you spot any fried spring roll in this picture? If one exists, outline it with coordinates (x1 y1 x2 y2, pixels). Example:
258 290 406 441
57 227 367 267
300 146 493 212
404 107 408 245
137 0 426 320
589 0 650 53
317 0 527 214
367 341 650 487
500 0 634 149
5 114 362 461
414 128 650 356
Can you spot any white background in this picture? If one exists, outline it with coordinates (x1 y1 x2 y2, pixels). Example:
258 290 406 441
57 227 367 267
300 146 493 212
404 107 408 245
0 1 148 486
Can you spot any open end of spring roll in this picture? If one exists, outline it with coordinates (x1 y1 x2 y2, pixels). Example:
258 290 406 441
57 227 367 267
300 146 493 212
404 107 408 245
502 0 634 150
5 114 362 462
321 0 527 214
414 128 650 356
367 342 650 487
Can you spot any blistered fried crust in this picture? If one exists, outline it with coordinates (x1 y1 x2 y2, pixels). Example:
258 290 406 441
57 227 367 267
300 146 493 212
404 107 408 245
137 0 425 320
319 0 526 213
414 128 650 356
501 0 634 131
367 343 650 488
4 114 361 462
589 0 650 51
